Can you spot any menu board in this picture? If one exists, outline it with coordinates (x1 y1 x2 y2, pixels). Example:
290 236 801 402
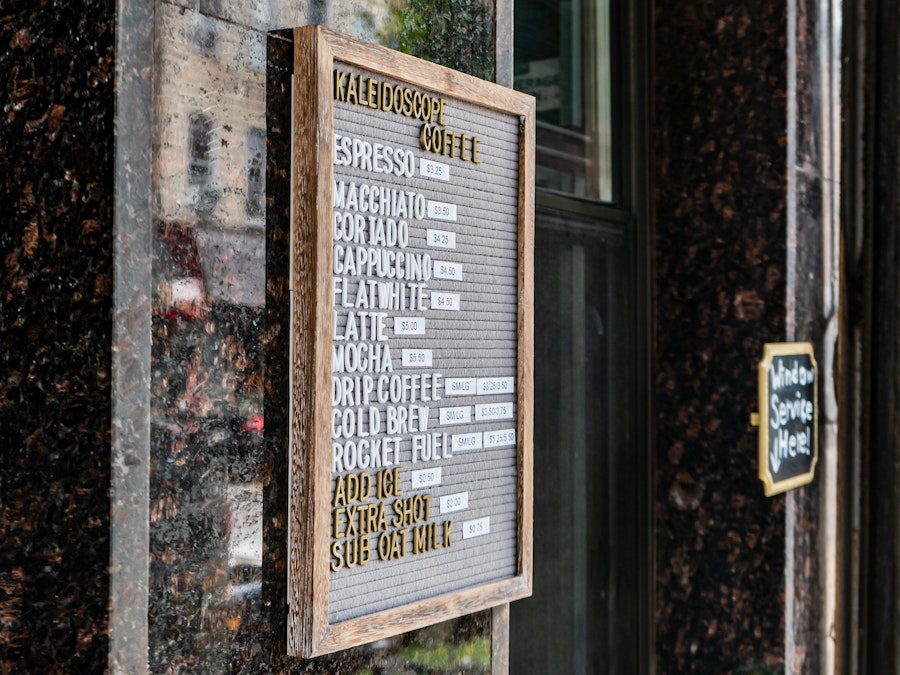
288 26 534 657
757 342 818 496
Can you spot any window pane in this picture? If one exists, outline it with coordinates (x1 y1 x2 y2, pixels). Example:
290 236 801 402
510 217 637 673
514 0 614 201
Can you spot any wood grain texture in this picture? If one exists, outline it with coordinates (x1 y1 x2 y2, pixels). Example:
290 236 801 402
491 604 511 675
516 106 535 593
288 25 335 656
288 25 535 658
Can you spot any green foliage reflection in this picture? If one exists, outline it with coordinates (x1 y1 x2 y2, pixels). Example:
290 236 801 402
396 634 491 670
360 0 495 81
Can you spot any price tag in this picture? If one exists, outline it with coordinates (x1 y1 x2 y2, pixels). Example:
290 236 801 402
433 260 463 281
430 291 460 311
475 402 514 421
440 492 469 514
452 432 483 451
402 349 433 367
461 517 490 540
477 377 515 395
410 467 442 489
426 229 456 249
439 406 472 426
419 157 450 182
483 428 516 448
444 378 477 397
427 200 457 221
393 317 426 335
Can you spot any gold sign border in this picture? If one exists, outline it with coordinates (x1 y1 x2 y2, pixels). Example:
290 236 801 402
288 26 535 658
757 342 819 497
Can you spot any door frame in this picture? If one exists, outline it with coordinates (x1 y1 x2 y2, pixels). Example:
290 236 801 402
491 0 653 671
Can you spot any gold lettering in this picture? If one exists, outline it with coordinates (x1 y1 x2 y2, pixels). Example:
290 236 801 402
367 78 378 109
381 81 393 111
332 475 346 506
442 128 453 157
334 70 347 101
388 530 400 559
334 71 487 163
366 502 386 532
346 74 358 104
413 524 427 554
391 499 402 528
402 88 413 116
432 125 443 153
345 473 359 501
332 507 344 538
344 505 358 536
452 131 463 158
395 528 409 558
392 467 403 496
331 540 344 571
358 74 368 106
377 529 409 560
471 137 482 163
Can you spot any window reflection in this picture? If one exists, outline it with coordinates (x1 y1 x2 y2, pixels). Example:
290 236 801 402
151 6 272 668
514 0 613 201
245 127 265 219
510 0 635 669
149 5 493 671
509 217 636 674
358 0 495 80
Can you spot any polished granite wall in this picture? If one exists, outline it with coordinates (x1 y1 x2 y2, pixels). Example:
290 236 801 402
653 0 835 672
0 0 115 670
653 1 789 671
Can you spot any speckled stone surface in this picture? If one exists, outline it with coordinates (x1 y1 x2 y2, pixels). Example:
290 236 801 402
0 1 115 670
653 1 789 671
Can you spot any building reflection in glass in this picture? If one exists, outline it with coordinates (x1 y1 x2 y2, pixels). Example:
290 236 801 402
148 4 491 671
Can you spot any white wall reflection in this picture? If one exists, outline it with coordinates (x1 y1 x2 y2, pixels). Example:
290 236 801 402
151 7 267 650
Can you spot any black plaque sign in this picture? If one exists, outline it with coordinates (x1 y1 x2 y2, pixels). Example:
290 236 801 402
757 342 818 496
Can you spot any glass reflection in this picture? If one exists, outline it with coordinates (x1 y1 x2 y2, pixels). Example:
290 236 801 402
169 0 497 81
150 5 274 668
149 4 492 671
514 0 613 201
354 0 495 80
510 221 634 673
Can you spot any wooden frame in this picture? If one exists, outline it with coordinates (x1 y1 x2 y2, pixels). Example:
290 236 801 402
757 342 819 497
289 25 535 658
